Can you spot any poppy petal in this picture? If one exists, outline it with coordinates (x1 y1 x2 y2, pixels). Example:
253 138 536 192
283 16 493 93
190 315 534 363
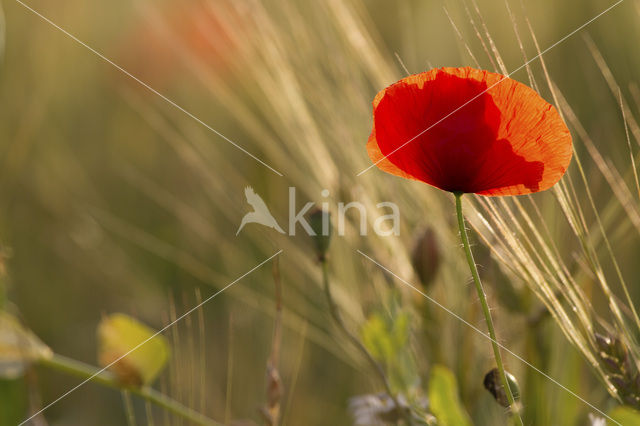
367 67 572 196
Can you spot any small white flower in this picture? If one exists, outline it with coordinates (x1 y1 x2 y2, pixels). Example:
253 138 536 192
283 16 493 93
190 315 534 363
588 413 606 426
349 393 407 426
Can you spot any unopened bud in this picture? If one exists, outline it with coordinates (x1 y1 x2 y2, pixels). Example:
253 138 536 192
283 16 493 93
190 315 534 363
411 227 441 287
483 368 521 408
309 208 331 261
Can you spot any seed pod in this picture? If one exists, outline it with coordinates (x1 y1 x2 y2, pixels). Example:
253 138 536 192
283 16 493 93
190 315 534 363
609 374 628 392
308 208 331 261
594 332 640 409
624 394 640 407
601 353 621 374
483 368 521 408
611 336 629 362
411 227 441 287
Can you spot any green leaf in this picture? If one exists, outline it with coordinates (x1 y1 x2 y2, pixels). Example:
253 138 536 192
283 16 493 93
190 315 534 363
0 311 52 379
428 365 471 426
608 406 640 425
97 313 170 387
391 312 410 348
361 313 393 362
361 309 419 393
0 378 28 425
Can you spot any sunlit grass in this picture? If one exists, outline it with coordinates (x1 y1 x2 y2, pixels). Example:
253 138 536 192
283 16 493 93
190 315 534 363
2 0 640 424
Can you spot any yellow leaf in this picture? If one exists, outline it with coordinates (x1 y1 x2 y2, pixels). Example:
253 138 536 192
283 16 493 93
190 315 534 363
97 313 169 387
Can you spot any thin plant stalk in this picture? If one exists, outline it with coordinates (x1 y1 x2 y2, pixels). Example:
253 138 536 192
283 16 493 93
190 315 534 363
455 193 523 425
38 353 222 426
262 257 283 424
320 259 413 425
321 260 391 393
122 390 136 426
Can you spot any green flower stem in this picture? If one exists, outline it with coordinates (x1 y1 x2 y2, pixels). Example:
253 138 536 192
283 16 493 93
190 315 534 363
320 259 413 425
321 260 392 393
38 353 222 426
455 193 523 426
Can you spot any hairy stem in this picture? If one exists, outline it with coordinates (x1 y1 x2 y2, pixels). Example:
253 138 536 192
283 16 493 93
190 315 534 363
39 354 222 426
455 193 523 425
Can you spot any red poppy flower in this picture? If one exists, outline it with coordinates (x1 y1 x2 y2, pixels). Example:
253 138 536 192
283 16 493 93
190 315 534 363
367 67 572 196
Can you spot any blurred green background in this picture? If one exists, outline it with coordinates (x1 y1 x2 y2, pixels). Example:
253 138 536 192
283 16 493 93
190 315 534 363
1 0 640 424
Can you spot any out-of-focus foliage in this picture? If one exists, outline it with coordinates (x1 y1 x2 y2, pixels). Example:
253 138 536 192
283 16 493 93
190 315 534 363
0 377 28 426
607 406 640 425
97 313 169 386
0 3 5 63
427 365 472 426
362 302 418 393
0 311 52 379
2 0 640 424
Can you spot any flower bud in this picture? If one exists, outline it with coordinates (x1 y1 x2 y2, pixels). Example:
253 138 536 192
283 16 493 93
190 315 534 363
483 368 521 408
308 208 331 261
411 227 441 287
